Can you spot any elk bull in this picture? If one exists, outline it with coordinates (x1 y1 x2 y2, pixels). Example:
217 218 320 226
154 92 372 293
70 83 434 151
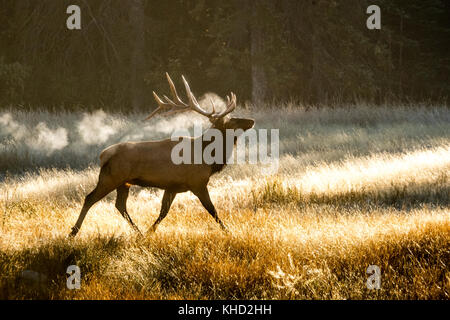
69 74 254 237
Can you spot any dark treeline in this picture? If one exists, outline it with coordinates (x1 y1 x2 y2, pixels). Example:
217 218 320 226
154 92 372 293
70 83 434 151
0 0 449 111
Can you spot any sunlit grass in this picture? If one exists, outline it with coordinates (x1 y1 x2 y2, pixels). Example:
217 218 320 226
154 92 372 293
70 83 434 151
0 104 449 299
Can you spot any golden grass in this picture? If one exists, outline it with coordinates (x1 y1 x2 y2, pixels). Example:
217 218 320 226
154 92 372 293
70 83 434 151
0 105 449 299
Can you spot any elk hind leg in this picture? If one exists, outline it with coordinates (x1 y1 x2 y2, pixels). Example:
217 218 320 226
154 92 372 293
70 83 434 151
69 165 119 237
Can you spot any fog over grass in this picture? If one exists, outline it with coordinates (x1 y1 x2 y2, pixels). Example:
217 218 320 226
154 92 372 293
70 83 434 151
0 94 221 175
1 101 449 176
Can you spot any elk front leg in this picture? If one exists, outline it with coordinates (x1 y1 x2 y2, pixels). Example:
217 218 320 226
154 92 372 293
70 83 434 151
148 190 176 233
193 187 228 233
115 184 142 235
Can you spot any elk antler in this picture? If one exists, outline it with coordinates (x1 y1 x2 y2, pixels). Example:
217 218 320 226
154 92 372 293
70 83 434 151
144 73 237 121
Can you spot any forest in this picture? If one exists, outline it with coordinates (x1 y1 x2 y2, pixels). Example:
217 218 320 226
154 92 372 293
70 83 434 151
0 0 449 110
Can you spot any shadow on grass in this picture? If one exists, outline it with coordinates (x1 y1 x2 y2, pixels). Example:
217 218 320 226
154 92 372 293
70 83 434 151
0 235 126 299
0 222 448 299
252 176 449 210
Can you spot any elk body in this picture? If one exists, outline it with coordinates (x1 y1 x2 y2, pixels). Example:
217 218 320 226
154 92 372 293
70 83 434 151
69 74 254 237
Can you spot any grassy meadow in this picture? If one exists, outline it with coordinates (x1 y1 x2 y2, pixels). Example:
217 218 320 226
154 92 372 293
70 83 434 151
0 101 449 299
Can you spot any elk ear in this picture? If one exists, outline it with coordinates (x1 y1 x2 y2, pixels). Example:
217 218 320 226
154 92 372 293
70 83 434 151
227 118 254 131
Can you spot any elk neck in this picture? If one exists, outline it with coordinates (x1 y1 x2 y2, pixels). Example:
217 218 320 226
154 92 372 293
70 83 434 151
200 124 237 175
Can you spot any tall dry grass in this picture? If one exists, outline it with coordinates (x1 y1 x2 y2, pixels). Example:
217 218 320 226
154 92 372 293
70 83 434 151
0 103 449 299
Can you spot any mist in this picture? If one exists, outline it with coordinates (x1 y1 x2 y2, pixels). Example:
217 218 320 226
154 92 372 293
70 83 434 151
77 110 120 145
0 93 229 174
1 113 68 155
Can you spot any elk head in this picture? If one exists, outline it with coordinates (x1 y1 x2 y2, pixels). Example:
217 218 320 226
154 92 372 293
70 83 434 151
144 73 254 133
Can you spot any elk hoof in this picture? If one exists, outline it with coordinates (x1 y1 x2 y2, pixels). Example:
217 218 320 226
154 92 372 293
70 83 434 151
132 226 143 236
147 225 158 234
134 228 144 238
221 226 230 234
68 227 79 237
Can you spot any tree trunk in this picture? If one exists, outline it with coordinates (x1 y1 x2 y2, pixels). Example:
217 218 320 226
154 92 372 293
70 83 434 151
129 0 146 111
250 3 267 105
398 12 404 98
309 1 322 104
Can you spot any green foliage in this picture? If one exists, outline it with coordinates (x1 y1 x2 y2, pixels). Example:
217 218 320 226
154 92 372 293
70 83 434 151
0 57 30 105
0 0 448 109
